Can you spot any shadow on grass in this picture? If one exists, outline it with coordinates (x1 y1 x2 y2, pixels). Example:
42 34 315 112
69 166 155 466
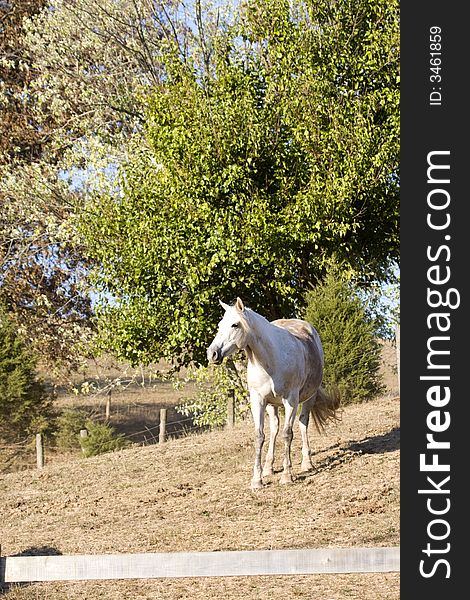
297 427 400 483
346 427 400 454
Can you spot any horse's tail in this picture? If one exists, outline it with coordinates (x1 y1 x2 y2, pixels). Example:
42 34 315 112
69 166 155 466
310 385 341 433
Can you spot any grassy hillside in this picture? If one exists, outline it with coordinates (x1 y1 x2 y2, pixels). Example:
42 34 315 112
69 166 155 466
1 391 399 600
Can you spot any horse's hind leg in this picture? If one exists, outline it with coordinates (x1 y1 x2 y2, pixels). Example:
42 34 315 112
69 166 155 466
299 400 314 472
262 404 279 477
280 394 298 485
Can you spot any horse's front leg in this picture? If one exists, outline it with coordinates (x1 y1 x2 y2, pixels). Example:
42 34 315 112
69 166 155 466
250 391 266 490
262 404 279 477
280 393 299 485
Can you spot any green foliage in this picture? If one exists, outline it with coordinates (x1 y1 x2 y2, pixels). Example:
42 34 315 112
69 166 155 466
79 420 130 458
0 305 54 442
177 359 249 428
79 0 399 366
54 408 88 450
303 266 385 403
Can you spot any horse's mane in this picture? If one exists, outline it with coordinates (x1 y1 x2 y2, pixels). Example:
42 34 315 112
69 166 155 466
241 306 271 331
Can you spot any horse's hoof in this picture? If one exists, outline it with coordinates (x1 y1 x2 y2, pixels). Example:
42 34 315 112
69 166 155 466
262 468 274 477
279 473 294 485
251 479 264 491
301 461 313 473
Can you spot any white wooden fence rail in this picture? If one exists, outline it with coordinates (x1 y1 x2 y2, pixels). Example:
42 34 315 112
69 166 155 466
1 547 399 583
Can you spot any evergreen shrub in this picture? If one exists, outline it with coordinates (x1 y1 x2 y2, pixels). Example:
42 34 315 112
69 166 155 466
303 269 384 404
79 420 130 457
0 305 54 442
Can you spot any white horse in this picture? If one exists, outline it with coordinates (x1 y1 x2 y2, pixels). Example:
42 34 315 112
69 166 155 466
207 297 340 490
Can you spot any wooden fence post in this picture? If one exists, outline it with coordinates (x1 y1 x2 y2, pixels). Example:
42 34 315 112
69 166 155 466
226 391 235 428
35 433 44 469
105 389 111 420
79 429 88 454
395 324 400 395
159 408 167 444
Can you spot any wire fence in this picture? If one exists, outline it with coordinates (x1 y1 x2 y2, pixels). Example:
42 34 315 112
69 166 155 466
1 399 231 472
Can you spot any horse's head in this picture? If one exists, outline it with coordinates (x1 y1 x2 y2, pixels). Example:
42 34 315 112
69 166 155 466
207 297 248 365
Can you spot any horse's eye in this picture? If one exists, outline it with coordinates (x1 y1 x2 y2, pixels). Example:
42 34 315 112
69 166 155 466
231 323 239 328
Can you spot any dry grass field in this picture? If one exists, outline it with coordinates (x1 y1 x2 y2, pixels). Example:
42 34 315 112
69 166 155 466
1 342 400 599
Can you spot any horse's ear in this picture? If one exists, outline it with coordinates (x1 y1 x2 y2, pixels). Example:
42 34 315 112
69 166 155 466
235 297 245 312
219 299 230 311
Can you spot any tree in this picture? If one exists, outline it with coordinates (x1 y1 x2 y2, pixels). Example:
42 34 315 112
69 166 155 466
303 266 384 403
1 0 191 372
78 0 399 367
0 0 93 372
0 304 54 442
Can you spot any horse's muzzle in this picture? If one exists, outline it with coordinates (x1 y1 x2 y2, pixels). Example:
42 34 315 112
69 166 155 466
207 347 223 365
